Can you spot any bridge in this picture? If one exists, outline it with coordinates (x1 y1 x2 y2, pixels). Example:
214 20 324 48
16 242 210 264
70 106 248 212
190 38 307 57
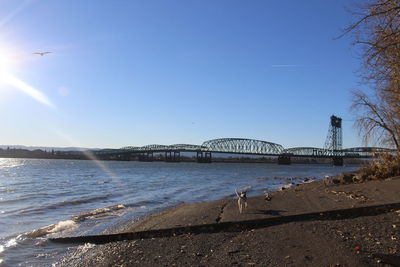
92 116 396 166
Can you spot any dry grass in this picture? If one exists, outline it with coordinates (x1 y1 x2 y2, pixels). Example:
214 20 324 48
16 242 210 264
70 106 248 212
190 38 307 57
328 154 400 185
359 154 400 180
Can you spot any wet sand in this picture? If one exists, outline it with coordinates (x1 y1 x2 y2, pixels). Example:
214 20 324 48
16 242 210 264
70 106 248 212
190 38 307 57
54 177 400 266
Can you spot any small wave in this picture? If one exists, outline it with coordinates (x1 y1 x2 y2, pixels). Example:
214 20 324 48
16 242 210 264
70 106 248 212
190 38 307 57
1 234 24 251
54 195 111 207
0 188 15 194
125 200 161 208
280 183 295 190
27 220 77 238
73 204 125 222
301 177 315 184
0 196 33 205
19 195 112 216
80 174 95 178
26 204 126 238
242 185 252 191
95 181 109 185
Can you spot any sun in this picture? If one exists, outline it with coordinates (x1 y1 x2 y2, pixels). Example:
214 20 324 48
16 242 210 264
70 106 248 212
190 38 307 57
0 44 19 73
0 42 54 108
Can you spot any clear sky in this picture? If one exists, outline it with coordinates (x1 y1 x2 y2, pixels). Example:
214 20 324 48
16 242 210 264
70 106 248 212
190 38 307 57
0 0 365 149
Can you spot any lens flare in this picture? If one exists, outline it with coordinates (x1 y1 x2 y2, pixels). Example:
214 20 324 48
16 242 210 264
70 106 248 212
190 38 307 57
0 40 54 108
0 71 54 108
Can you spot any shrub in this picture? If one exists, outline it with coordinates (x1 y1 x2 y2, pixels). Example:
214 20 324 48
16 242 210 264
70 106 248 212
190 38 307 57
359 154 400 180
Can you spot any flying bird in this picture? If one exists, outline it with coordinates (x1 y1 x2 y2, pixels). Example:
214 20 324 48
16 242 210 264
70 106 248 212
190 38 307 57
33 52 51 56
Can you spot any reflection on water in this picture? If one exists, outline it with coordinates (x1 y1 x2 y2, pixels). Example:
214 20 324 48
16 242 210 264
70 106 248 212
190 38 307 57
0 158 358 266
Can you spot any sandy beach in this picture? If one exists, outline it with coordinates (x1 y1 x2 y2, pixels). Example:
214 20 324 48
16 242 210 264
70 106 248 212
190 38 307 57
54 177 400 266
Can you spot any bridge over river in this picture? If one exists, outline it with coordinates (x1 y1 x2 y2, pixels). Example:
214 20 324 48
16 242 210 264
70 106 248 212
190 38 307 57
92 137 394 166
89 116 395 166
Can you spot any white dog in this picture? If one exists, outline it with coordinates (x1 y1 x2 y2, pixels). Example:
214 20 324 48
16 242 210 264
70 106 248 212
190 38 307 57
235 189 248 213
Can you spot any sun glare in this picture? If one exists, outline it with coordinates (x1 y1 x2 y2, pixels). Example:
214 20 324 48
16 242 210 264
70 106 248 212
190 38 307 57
0 71 54 108
0 44 19 72
0 42 55 108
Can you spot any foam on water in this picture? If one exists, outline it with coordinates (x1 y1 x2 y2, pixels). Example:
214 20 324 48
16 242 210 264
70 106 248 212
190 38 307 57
5 235 21 248
73 204 125 222
25 204 133 239
27 220 78 238
49 220 78 235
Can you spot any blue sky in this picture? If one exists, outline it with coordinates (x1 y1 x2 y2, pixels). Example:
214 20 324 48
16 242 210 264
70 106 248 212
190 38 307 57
0 0 364 149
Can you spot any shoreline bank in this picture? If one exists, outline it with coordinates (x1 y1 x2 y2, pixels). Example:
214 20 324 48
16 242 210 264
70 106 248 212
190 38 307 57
54 176 400 266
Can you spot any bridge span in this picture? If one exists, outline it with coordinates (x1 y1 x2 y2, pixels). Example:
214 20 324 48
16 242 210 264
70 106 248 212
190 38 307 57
92 138 395 166
92 116 395 166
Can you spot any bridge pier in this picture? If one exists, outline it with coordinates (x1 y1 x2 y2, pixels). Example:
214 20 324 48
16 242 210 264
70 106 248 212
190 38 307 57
332 156 343 166
165 151 181 162
278 155 291 165
138 152 153 162
116 153 131 161
197 151 212 163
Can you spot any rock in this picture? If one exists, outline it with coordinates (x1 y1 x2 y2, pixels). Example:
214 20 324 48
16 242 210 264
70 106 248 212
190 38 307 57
352 174 364 183
341 173 355 184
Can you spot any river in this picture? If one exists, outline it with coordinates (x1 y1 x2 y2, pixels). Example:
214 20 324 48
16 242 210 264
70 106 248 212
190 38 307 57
0 158 358 266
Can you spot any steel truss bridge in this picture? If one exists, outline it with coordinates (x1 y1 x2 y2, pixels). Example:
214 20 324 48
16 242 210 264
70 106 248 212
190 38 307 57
93 138 395 165
92 116 396 166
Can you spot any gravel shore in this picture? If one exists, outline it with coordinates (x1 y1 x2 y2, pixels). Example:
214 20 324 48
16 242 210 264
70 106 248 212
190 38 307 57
54 177 400 267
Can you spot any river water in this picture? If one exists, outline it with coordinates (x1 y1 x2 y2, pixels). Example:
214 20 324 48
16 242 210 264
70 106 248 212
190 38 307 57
0 158 358 266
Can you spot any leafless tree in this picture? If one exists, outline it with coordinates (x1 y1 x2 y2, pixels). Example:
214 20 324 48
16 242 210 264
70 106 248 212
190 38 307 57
344 0 400 151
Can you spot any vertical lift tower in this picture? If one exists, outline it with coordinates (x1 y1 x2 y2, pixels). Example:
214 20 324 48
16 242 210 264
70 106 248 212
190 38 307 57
324 115 343 166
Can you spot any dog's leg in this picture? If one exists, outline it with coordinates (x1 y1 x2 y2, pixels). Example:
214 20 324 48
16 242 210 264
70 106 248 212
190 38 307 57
238 198 242 213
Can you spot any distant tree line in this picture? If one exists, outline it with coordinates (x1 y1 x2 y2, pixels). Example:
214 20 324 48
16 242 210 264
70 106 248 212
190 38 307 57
0 148 92 160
